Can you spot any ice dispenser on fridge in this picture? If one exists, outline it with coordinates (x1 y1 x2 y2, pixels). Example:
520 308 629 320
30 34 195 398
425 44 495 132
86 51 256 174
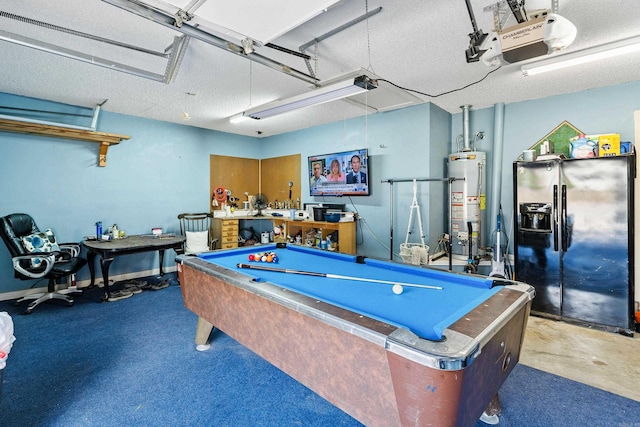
519 203 552 232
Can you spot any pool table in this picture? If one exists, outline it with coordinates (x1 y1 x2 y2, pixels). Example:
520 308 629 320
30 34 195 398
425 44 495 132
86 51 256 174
176 244 534 427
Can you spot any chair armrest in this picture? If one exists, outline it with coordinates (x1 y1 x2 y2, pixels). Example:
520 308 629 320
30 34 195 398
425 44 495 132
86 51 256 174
59 243 81 257
12 254 56 278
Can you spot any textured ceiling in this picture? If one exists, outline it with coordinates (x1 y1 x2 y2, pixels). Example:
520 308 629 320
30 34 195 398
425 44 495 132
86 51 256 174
0 0 638 138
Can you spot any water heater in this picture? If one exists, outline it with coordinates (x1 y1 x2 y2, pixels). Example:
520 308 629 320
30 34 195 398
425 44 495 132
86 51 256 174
449 105 486 259
449 151 486 258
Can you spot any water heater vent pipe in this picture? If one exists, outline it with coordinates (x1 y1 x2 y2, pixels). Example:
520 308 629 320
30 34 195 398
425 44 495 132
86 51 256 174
460 104 472 152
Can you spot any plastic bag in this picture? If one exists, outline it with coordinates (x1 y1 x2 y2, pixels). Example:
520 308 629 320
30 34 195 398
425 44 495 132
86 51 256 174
0 312 16 369
570 134 596 158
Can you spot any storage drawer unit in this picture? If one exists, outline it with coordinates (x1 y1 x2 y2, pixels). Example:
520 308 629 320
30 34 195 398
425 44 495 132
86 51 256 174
213 218 239 249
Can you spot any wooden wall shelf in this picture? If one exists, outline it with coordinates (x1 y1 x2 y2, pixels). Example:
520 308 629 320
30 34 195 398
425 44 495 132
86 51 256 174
0 118 130 167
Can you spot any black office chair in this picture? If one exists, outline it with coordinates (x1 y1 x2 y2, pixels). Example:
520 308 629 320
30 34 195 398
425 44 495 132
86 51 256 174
0 213 87 314
177 212 218 253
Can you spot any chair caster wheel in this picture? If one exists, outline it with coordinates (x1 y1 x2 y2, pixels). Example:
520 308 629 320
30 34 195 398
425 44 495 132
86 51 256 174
67 301 74 307
24 308 33 315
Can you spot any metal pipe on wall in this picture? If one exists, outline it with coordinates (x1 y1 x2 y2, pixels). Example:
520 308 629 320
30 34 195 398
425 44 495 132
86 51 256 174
489 103 505 235
461 105 471 151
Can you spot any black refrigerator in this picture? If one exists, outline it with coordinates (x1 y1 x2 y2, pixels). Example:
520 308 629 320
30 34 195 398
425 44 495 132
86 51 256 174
513 154 635 335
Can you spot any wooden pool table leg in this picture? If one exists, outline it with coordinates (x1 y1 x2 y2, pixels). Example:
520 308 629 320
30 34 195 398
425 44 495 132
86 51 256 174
485 393 501 415
195 316 214 351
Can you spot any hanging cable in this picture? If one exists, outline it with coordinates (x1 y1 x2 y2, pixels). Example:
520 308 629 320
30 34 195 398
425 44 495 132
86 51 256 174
376 66 502 98
364 0 375 74
249 61 253 107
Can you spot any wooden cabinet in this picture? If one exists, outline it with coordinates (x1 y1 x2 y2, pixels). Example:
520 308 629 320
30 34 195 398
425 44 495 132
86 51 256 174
272 218 356 255
212 218 239 250
209 153 300 214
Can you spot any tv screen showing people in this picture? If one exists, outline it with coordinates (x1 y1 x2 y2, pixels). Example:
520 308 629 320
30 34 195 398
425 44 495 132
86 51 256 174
308 149 369 196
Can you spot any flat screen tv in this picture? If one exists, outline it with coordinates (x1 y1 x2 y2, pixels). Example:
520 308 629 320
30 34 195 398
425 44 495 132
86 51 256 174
308 148 369 197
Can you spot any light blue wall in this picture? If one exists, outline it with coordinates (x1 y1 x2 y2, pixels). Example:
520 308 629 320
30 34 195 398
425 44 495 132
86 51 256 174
1 80 639 294
0 93 259 292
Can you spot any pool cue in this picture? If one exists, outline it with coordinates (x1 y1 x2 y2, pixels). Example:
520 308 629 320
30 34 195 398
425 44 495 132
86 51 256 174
236 263 442 290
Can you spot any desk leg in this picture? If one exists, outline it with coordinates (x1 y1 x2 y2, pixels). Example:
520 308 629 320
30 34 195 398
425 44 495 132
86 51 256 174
158 249 166 276
100 257 115 301
195 317 214 351
87 251 97 287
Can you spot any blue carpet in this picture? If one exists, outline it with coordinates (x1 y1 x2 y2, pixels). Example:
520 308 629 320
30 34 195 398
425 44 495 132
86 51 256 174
1 277 639 427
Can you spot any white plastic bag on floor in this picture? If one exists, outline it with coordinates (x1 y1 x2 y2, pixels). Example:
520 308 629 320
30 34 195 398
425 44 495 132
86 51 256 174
0 312 15 369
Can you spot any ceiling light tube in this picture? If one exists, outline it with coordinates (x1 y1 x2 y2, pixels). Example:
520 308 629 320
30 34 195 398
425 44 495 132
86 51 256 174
243 75 377 120
521 35 640 76
229 113 251 124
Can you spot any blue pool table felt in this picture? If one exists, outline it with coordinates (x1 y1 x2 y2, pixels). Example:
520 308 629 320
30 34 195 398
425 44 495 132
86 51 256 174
199 244 500 341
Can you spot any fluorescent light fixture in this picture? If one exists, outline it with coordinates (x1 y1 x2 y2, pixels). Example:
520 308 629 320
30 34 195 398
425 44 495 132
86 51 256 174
229 113 251 124
241 75 377 120
521 35 640 76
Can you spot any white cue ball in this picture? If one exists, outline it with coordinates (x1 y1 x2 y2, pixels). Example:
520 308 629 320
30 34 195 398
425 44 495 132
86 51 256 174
392 284 404 295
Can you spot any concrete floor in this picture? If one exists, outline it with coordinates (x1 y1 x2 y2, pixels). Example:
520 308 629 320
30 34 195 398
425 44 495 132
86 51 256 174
519 315 640 402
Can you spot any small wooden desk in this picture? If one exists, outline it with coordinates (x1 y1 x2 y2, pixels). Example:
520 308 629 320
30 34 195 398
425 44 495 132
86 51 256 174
83 234 185 301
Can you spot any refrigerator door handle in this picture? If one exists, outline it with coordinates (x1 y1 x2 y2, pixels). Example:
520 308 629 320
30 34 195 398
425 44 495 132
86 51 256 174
553 184 559 252
561 184 568 252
